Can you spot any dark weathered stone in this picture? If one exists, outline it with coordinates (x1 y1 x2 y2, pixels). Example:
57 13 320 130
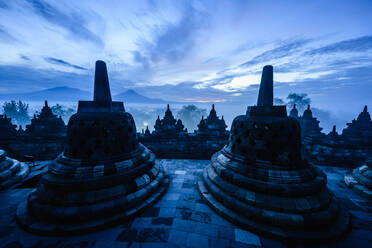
289 104 299 119
303 106 372 167
153 104 186 137
0 115 17 140
0 103 66 161
0 149 29 190
257 65 273 107
197 104 228 137
25 100 66 137
140 104 229 159
197 65 350 243
16 60 169 235
93 60 112 103
342 105 372 141
345 158 372 199
299 105 323 138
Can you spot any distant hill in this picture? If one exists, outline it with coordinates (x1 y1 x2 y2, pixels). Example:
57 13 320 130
113 89 166 103
0 86 92 102
0 86 167 103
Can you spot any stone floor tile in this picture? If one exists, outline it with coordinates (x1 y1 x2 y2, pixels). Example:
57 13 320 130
193 222 219 238
164 193 181 201
194 203 212 213
160 200 178 208
209 237 230 248
131 217 153 229
260 237 287 248
234 228 261 247
151 217 174 227
217 225 234 240
175 170 187 175
159 207 177 218
168 229 188 246
172 219 197 233
140 207 160 217
186 233 209 248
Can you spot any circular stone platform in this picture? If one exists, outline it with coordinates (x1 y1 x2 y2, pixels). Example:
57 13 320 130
0 150 29 190
16 145 169 235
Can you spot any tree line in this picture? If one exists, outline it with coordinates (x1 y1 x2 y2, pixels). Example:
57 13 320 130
1 93 313 131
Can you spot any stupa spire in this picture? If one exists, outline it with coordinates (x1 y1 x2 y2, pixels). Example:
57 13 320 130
94 60 112 103
257 65 273 106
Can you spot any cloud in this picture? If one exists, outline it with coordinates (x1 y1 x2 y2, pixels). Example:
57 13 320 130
27 0 103 47
148 5 209 63
19 54 30 61
0 25 17 42
0 65 92 94
306 35 372 55
44 57 87 70
240 39 311 68
0 1 8 9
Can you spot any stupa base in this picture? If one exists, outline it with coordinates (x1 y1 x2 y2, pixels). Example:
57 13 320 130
198 178 350 243
16 173 169 235
0 157 30 190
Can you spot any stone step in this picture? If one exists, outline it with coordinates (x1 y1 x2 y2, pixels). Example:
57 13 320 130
0 159 21 181
0 162 29 190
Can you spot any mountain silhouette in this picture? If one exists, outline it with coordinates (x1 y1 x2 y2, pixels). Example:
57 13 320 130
0 87 166 103
113 89 166 103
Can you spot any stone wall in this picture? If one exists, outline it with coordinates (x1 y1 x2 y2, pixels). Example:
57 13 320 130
303 137 372 167
140 135 228 159
0 137 65 161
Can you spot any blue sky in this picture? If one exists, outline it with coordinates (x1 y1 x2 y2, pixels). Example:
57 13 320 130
0 0 372 114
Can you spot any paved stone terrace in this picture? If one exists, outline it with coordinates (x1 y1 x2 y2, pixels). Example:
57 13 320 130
0 159 371 248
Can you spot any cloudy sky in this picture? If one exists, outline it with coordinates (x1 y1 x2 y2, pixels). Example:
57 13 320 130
0 0 372 114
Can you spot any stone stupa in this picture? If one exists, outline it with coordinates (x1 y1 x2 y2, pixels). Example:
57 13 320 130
25 100 66 137
0 149 29 190
197 104 228 136
197 65 350 243
300 105 323 138
344 158 372 199
16 60 169 235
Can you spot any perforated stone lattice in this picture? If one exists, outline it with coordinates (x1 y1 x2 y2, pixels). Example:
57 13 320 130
65 112 139 160
226 115 302 165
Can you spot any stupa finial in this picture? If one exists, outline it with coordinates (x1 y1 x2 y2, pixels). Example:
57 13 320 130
44 100 48 107
257 65 273 107
94 60 112 103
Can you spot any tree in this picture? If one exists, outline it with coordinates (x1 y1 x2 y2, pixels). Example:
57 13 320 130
2 100 31 125
51 104 76 123
286 93 311 112
274 98 285 105
177 105 206 132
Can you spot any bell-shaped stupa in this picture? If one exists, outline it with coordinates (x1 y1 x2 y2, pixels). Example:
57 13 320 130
197 65 350 243
0 150 29 189
16 61 169 234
